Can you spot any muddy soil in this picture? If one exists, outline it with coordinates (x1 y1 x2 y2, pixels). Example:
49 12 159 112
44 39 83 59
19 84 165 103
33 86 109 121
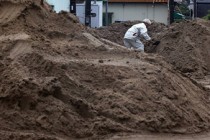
90 20 166 46
94 19 210 83
1 0 210 140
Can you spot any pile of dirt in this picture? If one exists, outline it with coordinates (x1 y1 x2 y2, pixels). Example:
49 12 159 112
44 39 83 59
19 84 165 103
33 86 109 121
147 20 210 81
94 20 210 82
1 1 210 140
90 20 166 46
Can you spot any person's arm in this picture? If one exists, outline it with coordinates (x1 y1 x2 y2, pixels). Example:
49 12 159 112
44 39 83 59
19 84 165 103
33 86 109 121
142 32 151 41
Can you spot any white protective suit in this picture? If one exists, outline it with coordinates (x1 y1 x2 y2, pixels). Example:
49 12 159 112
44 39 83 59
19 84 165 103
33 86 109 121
124 22 151 52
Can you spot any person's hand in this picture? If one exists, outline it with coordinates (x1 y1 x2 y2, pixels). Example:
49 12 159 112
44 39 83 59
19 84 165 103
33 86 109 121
152 40 160 45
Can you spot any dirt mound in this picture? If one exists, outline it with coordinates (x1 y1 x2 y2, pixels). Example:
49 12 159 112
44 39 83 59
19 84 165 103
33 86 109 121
0 0 83 40
94 20 210 85
1 1 210 139
91 20 166 46
146 20 210 80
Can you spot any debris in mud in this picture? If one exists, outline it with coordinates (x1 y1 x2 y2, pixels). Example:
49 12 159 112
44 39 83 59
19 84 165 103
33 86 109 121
98 59 104 63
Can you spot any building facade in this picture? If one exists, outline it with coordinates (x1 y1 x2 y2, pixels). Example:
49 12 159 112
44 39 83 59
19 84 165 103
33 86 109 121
196 0 210 17
103 0 168 25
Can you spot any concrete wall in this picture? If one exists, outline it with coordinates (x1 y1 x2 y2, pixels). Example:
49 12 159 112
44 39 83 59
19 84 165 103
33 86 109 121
103 3 168 24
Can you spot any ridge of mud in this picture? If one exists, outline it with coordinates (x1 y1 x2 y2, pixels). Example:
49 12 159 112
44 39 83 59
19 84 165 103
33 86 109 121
152 20 210 80
1 1 210 139
94 20 210 80
90 20 166 46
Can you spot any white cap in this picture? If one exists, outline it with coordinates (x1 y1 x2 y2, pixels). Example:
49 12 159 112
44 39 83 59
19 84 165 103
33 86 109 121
143 19 152 25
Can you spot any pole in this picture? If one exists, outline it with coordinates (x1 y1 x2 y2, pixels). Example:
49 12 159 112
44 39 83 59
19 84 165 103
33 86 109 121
193 0 197 18
106 0 108 26
85 0 91 27
70 0 76 15
169 0 174 24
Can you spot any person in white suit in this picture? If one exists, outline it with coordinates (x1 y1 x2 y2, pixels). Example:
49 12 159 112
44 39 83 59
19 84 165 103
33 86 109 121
124 19 152 52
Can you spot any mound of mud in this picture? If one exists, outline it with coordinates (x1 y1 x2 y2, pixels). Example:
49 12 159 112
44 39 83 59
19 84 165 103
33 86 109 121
146 20 210 80
1 1 210 140
94 20 210 85
91 20 166 46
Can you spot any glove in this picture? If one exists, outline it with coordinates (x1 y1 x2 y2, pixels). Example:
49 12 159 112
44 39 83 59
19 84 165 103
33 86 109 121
152 40 160 46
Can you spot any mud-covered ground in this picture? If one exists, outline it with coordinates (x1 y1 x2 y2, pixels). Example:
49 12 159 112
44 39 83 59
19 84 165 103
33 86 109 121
1 0 210 140
93 19 210 81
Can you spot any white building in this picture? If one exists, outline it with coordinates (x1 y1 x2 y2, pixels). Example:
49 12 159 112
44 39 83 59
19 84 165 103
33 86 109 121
103 0 168 25
76 1 103 28
46 0 103 28
46 0 169 26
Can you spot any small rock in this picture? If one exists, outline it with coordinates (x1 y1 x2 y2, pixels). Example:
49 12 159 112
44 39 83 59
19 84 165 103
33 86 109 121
98 59 104 63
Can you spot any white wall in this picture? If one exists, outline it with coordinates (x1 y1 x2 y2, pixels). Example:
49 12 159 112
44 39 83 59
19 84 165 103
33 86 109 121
76 1 103 28
104 3 168 24
46 0 70 12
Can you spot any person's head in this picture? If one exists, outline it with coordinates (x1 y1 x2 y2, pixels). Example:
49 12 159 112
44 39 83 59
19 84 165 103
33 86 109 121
143 19 152 25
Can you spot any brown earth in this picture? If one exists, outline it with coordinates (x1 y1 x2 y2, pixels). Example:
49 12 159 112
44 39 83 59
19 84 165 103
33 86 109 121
150 20 210 80
1 0 210 140
93 19 210 81
90 20 167 46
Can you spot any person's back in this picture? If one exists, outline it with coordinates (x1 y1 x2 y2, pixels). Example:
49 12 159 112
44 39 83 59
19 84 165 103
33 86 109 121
123 19 152 52
124 23 148 40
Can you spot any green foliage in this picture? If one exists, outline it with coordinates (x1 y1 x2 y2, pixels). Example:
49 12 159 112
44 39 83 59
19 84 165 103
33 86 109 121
179 4 190 16
203 10 210 20
175 3 190 17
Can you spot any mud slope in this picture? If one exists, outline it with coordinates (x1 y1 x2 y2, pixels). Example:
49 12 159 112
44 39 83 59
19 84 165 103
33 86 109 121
91 20 166 46
1 1 210 140
149 20 210 80
94 20 210 83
